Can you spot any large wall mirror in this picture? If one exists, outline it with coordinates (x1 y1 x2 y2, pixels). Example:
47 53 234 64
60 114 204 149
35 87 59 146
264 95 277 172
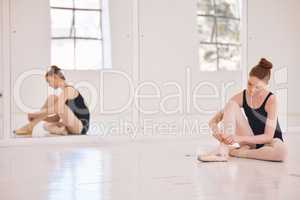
9 0 135 138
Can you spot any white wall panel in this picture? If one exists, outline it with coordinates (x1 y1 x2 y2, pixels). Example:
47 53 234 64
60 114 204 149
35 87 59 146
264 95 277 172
138 0 244 134
1 0 300 138
247 0 300 130
0 0 3 138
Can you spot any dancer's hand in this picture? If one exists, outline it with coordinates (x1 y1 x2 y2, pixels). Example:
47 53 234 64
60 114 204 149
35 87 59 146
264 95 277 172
212 131 225 143
222 135 243 145
28 113 38 121
222 134 235 145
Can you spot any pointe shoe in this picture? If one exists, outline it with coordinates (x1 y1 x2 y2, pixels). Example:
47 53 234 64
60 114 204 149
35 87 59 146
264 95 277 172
198 153 228 162
198 146 229 162
13 127 33 136
198 143 230 162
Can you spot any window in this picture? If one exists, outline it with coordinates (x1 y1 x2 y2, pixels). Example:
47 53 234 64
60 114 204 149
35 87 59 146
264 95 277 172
50 0 105 70
197 0 242 71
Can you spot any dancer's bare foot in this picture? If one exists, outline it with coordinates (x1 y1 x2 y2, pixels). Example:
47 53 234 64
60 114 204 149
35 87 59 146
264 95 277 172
14 124 33 135
48 125 68 136
229 145 251 157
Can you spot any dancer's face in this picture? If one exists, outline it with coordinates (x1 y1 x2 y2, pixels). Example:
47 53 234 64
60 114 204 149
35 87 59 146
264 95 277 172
247 76 267 96
46 75 60 89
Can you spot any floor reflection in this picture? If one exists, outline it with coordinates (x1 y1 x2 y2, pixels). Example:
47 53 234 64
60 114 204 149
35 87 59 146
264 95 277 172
47 148 111 200
0 135 299 200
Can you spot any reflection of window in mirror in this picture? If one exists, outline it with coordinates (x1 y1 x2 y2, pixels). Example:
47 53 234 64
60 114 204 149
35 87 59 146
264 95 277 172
50 0 112 70
197 0 242 71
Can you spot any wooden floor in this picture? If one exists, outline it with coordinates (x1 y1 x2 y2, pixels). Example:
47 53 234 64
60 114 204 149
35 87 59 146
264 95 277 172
0 133 299 200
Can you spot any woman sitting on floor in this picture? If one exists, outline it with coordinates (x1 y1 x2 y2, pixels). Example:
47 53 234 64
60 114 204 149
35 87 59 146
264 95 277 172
14 65 90 136
198 58 287 162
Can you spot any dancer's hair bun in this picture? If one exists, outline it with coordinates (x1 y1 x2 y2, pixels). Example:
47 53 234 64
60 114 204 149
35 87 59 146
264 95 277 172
259 58 273 69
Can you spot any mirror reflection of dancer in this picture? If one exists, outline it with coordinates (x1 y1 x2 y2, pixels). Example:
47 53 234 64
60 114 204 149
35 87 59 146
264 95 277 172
14 65 90 136
199 58 287 162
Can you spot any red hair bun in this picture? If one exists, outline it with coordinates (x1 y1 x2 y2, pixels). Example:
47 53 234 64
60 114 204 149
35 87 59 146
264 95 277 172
259 58 273 69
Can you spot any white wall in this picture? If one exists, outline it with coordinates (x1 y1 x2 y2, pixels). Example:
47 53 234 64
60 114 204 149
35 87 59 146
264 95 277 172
137 0 244 136
247 0 300 130
0 0 11 137
0 0 4 137
284 0 300 128
1 0 300 137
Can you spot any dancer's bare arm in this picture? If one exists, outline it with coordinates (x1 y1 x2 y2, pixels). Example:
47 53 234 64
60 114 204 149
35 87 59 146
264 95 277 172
208 111 223 132
43 114 60 122
208 110 224 142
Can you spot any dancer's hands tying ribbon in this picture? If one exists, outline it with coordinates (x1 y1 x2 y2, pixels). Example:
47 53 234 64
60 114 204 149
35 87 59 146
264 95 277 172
222 134 243 145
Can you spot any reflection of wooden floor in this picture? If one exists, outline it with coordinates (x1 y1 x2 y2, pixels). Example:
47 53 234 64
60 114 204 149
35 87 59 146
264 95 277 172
14 133 55 138
14 133 76 138
0 133 298 200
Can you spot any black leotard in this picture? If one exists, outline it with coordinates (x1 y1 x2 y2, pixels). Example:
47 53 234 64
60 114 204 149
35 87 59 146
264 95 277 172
242 89 283 149
65 86 90 134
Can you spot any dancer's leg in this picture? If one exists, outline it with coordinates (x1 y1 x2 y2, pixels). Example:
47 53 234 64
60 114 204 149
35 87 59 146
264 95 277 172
16 95 60 135
14 111 50 135
53 100 83 135
224 101 255 147
219 100 256 154
223 102 287 161
43 122 68 135
28 95 60 122
41 98 83 134
230 138 287 162
199 100 254 162
15 96 83 135
222 101 253 136
41 95 58 108
218 101 254 146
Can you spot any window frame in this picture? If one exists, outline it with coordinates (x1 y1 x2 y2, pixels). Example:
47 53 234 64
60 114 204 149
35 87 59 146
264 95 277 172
50 2 105 70
197 0 245 72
